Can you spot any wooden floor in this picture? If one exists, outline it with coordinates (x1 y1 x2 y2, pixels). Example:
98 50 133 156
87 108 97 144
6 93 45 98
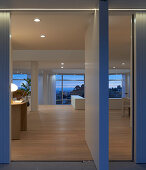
11 105 93 161
109 109 132 160
11 105 132 161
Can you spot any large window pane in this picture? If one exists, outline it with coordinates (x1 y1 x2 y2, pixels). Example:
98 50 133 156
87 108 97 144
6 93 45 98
13 80 27 89
13 74 27 80
63 75 84 81
13 74 31 90
109 81 122 98
56 74 85 105
109 74 123 98
63 100 71 104
56 75 62 81
63 81 84 103
109 74 122 81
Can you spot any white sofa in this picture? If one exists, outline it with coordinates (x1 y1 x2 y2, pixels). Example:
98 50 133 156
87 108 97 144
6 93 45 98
71 95 85 110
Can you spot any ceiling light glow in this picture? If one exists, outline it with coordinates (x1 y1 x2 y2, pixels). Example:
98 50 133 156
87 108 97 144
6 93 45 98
34 18 40 22
61 63 64 65
113 67 116 69
61 67 64 69
122 62 125 65
40 34 46 38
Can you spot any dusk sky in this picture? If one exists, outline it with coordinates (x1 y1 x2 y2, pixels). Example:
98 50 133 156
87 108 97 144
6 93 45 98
13 74 122 90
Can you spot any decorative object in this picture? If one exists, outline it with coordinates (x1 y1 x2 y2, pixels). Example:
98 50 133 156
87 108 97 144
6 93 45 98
21 78 31 96
11 83 18 103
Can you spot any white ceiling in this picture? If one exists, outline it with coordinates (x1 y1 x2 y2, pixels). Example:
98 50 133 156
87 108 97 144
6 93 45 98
11 12 91 50
12 12 131 72
1 0 146 9
109 15 131 69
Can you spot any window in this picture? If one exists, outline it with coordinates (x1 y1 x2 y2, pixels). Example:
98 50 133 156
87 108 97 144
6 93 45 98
56 74 85 104
109 74 122 98
13 74 31 90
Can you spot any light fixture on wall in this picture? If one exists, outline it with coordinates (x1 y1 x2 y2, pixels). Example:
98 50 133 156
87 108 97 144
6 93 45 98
40 34 46 38
61 67 64 69
11 83 18 103
61 63 64 65
34 18 41 22
122 62 125 65
113 66 116 69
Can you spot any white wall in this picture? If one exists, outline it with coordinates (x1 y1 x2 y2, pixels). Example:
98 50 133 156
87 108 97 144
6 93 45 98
85 11 100 168
13 50 84 61
31 61 38 111
85 4 108 169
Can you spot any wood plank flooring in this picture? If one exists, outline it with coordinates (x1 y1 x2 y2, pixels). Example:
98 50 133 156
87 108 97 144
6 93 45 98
11 105 93 161
11 105 132 161
109 109 132 160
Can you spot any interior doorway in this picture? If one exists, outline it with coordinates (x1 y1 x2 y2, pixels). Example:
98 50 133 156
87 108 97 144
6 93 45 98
10 11 93 161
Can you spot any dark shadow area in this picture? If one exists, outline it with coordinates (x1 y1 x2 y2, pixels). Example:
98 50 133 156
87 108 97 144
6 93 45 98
109 162 146 170
0 161 96 170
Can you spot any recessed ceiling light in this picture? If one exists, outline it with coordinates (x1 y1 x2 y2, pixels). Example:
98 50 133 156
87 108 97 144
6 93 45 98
61 63 64 65
113 66 116 69
40 34 46 38
122 62 125 65
34 18 40 22
61 67 64 69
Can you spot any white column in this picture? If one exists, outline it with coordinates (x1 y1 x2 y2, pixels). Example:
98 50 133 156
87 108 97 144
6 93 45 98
85 1 108 169
134 13 146 163
31 61 38 111
0 12 10 163
43 71 48 105
48 75 56 105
